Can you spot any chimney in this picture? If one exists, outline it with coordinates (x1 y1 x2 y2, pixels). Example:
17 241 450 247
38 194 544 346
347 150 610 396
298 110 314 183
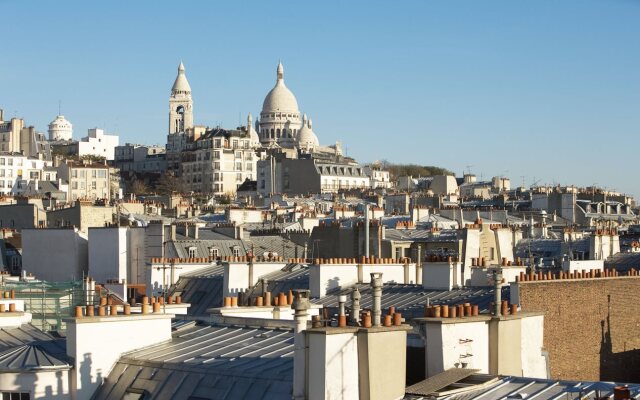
350 287 361 325
292 290 311 400
364 203 370 257
370 272 383 326
0 109 4 122
235 225 244 240
493 267 503 316
65 311 173 399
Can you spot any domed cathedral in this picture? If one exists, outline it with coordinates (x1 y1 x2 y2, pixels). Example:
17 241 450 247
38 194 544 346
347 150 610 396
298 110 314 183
258 62 302 148
168 62 193 134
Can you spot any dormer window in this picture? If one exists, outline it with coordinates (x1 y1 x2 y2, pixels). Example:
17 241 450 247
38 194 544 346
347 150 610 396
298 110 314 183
209 247 219 258
232 246 241 257
187 246 197 258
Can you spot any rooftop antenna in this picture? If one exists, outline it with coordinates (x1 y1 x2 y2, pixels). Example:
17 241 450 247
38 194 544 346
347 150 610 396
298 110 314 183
58 100 61 116
465 165 473 175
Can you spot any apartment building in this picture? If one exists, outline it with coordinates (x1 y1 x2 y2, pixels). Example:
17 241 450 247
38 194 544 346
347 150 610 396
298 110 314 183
181 128 257 195
57 161 111 200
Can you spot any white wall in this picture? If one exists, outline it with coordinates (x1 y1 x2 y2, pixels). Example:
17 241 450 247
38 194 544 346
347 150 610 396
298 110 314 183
0 369 71 399
520 315 547 378
562 259 604 273
469 266 526 287
495 229 514 262
66 314 173 400
88 228 127 284
422 262 461 290
425 320 490 377
226 208 264 224
223 261 286 298
308 332 359 400
148 260 212 296
309 264 359 298
22 228 88 281
213 305 321 320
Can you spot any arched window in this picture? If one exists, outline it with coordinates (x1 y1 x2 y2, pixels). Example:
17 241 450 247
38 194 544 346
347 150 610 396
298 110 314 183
276 129 281 137
270 129 275 138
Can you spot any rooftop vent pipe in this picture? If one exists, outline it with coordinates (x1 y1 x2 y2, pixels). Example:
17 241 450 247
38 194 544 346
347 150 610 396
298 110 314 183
370 272 383 326
350 287 361 325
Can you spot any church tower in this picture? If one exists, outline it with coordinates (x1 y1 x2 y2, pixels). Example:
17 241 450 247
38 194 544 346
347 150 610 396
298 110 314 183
168 62 193 134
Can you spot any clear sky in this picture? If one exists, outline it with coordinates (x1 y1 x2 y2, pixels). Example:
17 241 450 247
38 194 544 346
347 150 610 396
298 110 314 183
1 1 639 197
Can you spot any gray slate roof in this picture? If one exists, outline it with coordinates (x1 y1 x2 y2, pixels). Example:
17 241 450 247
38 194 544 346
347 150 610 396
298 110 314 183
94 323 294 400
168 264 225 317
312 284 506 320
605 251 640 272
0 323 69 371
248 264 310 297
0 343 69 371
405 375 640 399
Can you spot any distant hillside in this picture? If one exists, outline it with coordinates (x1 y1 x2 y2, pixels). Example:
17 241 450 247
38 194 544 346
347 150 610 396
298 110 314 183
381 163 454 180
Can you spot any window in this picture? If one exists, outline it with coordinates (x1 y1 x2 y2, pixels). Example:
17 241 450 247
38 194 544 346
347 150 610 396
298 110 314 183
232 246 241 257
7 159 12 166
209 247 219 258
236 173 242 181
187 247 197 258
0 159 4 166
1 392 31 400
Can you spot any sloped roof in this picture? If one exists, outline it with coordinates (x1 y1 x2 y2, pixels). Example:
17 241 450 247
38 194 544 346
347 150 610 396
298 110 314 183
313 283 506 320
0 343 69 371
168 264 225 317
94 323 294 400
0 323 68 371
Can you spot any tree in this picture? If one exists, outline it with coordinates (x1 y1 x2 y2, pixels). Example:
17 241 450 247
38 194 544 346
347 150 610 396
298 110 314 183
130 179 150 195
156 172 186 195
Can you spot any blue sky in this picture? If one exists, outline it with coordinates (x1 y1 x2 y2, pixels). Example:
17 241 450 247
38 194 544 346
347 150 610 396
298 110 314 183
2 1 639 196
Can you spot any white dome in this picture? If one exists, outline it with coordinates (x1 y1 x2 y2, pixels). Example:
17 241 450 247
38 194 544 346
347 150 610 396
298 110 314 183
297 114 319 148
171 62 191 94
261 62 299 114
49 115 72 129
48 115 73 141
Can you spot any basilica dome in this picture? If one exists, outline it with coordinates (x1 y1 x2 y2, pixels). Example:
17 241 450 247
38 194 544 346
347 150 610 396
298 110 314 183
261 62 299 114
297 114 319 149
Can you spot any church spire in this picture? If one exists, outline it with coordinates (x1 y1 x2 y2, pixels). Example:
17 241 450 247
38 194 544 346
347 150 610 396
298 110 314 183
172 61 191 94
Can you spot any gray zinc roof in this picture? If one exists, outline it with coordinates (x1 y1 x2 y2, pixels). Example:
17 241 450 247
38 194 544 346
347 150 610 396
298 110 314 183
94 323 294 400
168 264 225 317
248 263 310 297
0 324 68 371
312 284 506 320
405 375 640 399
0 344 69 371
